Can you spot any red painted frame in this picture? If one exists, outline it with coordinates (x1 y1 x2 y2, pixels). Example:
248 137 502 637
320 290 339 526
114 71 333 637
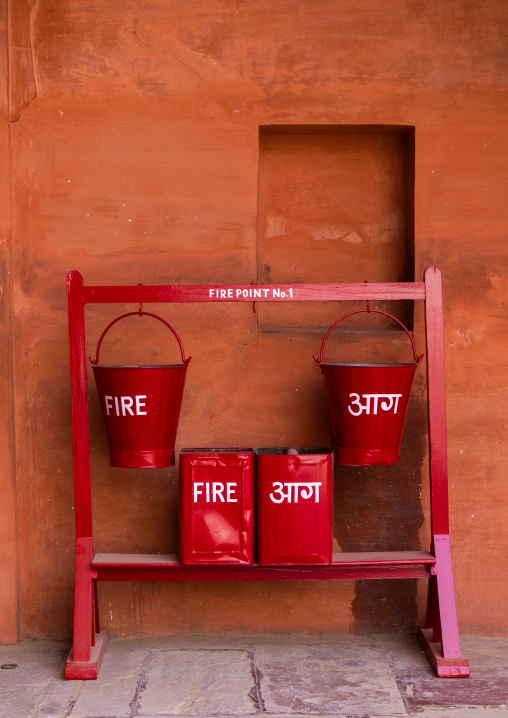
65 267 469 679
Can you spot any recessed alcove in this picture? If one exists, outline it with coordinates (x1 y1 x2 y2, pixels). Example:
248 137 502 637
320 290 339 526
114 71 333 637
257 125 415 331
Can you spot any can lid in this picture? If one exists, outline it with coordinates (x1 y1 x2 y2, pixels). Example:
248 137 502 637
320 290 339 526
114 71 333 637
255 448 332 455
180 448 254 453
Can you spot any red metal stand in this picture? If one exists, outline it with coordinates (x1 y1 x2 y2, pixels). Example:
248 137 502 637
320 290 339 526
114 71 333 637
65 267 469 679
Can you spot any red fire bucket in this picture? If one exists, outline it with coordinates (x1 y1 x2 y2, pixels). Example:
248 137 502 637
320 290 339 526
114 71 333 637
90 311 191 469
314 309 423 466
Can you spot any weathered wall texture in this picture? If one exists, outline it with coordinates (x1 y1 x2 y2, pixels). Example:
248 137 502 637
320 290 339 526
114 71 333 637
0 0 19 644
1 0 507 641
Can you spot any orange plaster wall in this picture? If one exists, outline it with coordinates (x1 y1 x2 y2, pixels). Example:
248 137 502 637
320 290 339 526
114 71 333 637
2 0 508 641
0 1 19 644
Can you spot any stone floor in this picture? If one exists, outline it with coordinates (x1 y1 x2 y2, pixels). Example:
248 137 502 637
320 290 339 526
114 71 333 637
0 634 507 718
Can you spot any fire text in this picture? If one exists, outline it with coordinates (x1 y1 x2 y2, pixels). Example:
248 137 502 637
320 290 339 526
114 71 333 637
348 393 402 416
269 482 322 503
193 482 238 502
104 395 147 416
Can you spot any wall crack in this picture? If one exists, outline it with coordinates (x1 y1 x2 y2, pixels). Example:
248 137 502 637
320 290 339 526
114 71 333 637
131 30 243 116
7 0 42 122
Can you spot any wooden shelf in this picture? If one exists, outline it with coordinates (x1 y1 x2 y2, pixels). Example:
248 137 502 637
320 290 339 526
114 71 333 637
92 550 435 581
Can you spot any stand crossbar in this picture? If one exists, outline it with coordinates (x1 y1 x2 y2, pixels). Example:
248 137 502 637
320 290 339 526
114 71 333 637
65 267 469 679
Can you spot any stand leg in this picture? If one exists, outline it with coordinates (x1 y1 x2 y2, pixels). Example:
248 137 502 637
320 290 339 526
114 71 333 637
418 535 469 677
65 537 108 679
424 574 438 636
93 578 101 635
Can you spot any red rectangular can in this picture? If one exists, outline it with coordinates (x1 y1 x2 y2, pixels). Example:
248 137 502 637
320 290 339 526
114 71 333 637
179 449 254 564
256 448 333 565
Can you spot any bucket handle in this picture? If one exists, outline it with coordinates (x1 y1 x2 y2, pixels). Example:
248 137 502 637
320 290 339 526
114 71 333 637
89 311 191 366
313 309 423 365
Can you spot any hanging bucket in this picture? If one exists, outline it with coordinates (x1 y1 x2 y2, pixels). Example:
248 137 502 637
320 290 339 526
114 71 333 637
90 311 191 469
314 309 423 466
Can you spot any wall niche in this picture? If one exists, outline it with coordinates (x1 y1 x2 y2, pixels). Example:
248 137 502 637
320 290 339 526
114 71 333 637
257 125 415 332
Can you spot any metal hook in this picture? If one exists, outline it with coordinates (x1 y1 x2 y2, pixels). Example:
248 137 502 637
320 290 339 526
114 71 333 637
138 283 143 316
364 279 370 312
250 279 257 313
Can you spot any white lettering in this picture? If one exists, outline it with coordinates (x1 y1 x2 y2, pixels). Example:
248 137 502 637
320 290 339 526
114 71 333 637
299 482 321 502
348 393 403 416
269 482 287 503
207 286 295 301
136 395 147 415
348 393 364 416
121 396 135 416
364 394 378 415
212 482 225 502
269 482 322 503
104 395 150 416
380 394 401 414
192 481 239 502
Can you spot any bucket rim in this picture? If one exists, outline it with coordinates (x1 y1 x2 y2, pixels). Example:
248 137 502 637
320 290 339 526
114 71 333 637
320 362 417 368
92 363 187 369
